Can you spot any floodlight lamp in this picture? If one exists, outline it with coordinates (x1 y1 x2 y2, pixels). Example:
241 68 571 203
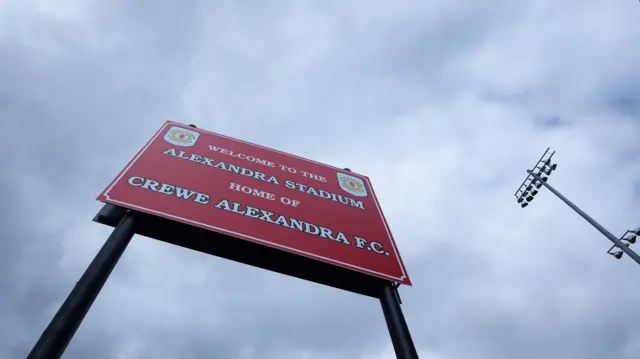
632 227 640 236
517 197 524 203
623 234 637 244
535 181 542 189
544 159 557 171
531 189 539 196
543 168 552 175
526 184 533 192
612 251 623 259
526 195 534 202
541 176 548 182
521 202 529 208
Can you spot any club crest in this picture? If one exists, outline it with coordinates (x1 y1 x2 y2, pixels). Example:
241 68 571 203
337 172 367 197
164 126 200 147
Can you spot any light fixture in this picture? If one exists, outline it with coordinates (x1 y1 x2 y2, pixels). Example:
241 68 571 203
544 159 558 171
517 197 524 203
521 202 528 208
632 227 640 236
541 176 548 182
530 189 539 196
541 167 552 175
545 159 558 171
623 234 637 244
611 251 623 259
526 194 534 202
535 181 543 189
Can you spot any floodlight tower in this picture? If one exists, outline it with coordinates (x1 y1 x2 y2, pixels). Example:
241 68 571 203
514 148 640 266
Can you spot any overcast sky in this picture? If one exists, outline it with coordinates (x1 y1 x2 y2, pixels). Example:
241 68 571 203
2 1 640 358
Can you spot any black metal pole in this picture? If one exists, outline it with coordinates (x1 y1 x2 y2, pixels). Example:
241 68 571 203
339 168 417 358
528 170 640 266
27 211 137 359
380 283 419 359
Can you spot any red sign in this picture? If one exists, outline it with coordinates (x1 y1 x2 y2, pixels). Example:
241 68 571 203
98 121 411 285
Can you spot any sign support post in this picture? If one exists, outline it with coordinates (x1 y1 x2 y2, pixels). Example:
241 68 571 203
380 283 419 359
27 211 137 359
339 169 417 358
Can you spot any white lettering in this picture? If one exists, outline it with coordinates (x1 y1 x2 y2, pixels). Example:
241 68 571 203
162 149 178 157
274 215 290 227
279 165 297 173
141 180 160 191
214 199 231 210
355 236 367 249
285 180 365 210
207 145 274 168
158 183 175 194
245 206 260 218
213 200 353 247
175 187 196 200
290 218 304 231
127 176 144 186
162 149 280 185
335 232 350 245
319 227 333 239
370 241 386 255
229 183 276 201
127 176 207 204
255 158 273 167
259 210 276 223
194 193 210 204
301 171 326 182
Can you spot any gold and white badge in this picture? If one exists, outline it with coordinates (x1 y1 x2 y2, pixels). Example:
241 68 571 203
164 126 200 147
337 172 368 197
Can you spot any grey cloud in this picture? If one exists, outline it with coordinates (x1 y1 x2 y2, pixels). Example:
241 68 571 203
534 116 571 128
1 0 203 198
2 1 640 359
608 95 640 116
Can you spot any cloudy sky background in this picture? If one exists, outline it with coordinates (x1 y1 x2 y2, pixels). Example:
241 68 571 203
2 1 640 358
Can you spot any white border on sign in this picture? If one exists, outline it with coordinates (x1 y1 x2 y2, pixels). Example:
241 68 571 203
100 121 410 284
